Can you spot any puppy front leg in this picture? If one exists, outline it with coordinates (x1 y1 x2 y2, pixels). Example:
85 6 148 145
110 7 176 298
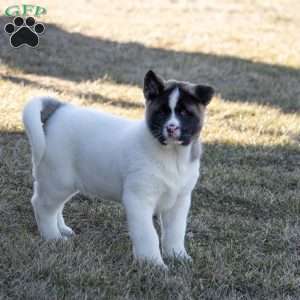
161 193 192 261
123 190 166 268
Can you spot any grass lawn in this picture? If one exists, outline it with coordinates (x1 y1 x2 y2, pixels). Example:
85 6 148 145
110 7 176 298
0 0 300 299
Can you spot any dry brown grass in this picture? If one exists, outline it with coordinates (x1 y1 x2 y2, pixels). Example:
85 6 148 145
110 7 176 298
0 0 300 299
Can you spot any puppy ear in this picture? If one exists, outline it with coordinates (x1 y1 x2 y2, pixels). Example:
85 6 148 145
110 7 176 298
194 85 214 106
143 70 165 101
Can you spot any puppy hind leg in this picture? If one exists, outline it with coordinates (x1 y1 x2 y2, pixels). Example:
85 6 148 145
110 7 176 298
31 193 62 240
31 181 72 240
57 198 77 238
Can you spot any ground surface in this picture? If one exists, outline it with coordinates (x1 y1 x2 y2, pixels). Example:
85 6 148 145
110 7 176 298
0 0 300 299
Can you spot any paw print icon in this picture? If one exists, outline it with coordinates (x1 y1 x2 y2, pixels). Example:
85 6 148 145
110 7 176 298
4 16 45 48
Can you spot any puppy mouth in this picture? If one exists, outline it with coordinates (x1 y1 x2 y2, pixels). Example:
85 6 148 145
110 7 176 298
162 133 185 146
165 137 183 145
157 129 193 146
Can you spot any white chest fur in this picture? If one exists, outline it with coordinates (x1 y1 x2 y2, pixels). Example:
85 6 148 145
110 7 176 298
121 125 201 214
151 145 200 213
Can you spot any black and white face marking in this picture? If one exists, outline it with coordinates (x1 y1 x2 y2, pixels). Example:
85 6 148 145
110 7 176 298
163 88 181 144
144 70 214 146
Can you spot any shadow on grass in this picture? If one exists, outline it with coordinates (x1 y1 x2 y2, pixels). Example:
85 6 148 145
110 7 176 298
195 142 300 221
0 16 300 113
1 75 144 109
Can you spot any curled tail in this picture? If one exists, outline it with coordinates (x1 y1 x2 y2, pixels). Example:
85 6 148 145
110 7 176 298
22 96 63 167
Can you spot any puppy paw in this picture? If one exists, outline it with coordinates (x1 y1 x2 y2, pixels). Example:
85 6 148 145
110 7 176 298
59 225 75 238
134 256 168 270
163 249 193 262
180 253 193 262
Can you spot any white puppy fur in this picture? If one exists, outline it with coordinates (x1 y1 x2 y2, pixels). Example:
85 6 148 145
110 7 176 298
23 71 213 268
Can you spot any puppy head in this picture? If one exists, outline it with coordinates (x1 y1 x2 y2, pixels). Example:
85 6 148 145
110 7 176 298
144 70 214 146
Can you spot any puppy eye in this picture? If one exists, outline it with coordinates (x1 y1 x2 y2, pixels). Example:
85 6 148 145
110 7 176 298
159 106 170 115
180 109 187 116
177 108 191 117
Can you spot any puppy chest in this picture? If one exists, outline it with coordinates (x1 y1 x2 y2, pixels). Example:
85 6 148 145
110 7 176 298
160 158 199 190
155 166 198 212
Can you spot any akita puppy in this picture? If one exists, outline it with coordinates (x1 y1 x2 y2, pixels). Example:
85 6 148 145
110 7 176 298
23 70 214 268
